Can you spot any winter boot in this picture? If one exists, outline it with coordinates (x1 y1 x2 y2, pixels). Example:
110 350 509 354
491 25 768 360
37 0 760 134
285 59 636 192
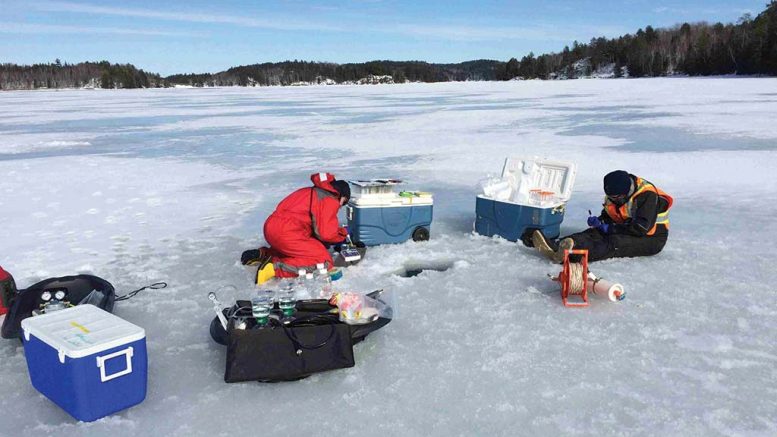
532 230 558 261
243 248 275 284
241 247 272 268
553 238 575 263
255 263 276 285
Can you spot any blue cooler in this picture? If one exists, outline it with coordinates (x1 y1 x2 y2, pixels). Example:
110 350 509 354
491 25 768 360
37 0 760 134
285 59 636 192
21 305 147 422
475 157 576 241
346 180 433 246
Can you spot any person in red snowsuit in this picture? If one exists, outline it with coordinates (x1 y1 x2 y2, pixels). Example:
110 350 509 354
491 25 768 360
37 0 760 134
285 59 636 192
244 173 350 278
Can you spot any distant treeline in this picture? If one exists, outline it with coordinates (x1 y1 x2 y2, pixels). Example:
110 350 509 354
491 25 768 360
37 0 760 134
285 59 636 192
1 2 776 90
165 60 503 86
0 60 166 90
499 1 777 79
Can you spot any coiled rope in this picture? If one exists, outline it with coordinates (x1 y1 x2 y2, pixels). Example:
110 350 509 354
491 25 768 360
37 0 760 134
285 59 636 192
567 263 586 295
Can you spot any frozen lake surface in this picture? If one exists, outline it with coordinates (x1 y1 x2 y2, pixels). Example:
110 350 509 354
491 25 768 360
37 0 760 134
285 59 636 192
1 78 776 436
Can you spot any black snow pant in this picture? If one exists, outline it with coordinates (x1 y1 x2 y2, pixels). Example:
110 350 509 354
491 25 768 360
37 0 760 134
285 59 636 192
562 228 668 262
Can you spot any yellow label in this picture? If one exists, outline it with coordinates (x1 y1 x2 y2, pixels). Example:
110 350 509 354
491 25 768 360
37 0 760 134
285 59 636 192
70 321 90 334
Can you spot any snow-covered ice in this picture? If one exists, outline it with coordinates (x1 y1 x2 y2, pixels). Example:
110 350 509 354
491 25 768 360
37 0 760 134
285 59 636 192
1 78 776 436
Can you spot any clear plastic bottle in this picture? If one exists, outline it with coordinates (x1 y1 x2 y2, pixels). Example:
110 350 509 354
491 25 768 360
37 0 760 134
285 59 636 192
278 290 296 321
295 269 307 292
304 272 314 299
278 270 304 320
251 289 273 327
317 263 333 299
292 269 310 300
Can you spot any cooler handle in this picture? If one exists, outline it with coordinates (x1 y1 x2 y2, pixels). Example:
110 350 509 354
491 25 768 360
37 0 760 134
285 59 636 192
346 205 353 220
96 346 134 383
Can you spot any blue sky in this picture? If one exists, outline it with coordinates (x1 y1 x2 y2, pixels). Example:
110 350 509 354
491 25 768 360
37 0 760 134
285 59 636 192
0 0 766 75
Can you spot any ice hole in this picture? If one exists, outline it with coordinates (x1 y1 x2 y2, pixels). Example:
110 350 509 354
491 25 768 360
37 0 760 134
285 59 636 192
394 260 455 278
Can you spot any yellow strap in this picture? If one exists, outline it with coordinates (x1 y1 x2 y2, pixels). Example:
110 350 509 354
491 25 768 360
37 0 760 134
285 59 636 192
70 321 90 334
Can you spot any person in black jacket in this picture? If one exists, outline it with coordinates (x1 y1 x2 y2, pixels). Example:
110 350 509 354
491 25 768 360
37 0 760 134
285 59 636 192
530 170 674 263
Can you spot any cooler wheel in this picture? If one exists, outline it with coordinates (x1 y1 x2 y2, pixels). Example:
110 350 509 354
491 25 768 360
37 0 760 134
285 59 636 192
412 227 430 242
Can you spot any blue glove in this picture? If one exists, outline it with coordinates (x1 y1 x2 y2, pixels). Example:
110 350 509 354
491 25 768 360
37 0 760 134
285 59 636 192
588 216 610 234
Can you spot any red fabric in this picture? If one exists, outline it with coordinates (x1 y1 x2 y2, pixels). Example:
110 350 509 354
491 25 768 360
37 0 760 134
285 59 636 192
0 266 9 315
263 173 348 277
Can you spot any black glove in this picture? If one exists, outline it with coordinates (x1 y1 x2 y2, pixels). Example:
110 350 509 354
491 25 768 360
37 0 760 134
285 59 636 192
240 249 262 266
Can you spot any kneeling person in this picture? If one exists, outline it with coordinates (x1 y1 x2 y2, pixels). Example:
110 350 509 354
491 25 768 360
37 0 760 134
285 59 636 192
531 170 673 263
243 173 350 283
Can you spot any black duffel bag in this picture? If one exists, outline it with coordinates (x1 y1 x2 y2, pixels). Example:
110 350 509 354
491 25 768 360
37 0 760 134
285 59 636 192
225 314 355 383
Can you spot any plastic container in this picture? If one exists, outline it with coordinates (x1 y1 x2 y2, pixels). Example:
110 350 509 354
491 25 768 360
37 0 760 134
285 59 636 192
475 157 577 242
21 305 147 422
316 264 333 299
251 290 274 326
346 179 433 246
329 292 389 325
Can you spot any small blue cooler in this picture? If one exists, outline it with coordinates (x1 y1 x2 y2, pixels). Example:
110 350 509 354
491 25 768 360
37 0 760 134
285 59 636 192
346 180 433 246
475 157 576 242
21 305 147 422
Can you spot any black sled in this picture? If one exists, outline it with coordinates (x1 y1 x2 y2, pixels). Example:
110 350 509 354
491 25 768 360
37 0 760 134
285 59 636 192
209 289 392 346
210 290 392 383
1 274 116 340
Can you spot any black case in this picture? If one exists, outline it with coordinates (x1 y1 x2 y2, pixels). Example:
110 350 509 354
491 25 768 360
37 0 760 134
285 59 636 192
1 274 116 339
224 317 355 383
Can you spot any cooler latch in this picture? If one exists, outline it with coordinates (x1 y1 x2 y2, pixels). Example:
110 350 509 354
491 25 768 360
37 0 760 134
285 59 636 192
96 346 134 382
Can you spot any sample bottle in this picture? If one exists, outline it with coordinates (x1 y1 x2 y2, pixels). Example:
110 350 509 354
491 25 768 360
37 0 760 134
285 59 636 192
317 263 333 299
251 290 273 327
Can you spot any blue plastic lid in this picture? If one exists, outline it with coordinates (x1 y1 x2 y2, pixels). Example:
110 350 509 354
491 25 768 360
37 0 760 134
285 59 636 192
329 269 343 281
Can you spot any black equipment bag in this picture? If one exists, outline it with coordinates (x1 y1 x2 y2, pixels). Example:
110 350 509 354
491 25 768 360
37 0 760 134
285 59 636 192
210 299 391 347
1 274 116 339
225 315 355 383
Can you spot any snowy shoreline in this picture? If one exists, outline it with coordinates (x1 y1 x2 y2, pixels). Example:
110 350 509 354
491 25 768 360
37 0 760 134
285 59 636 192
2 73 773 93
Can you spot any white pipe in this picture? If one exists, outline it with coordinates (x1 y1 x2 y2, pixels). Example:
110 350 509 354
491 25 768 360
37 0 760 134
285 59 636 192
587 272 625 302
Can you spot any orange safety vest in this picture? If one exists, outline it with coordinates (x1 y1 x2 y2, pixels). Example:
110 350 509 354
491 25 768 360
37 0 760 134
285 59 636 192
604 177 673 236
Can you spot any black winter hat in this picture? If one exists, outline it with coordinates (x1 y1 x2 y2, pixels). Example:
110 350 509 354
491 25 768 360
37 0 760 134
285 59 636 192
603 170 633 196
331 180 351 199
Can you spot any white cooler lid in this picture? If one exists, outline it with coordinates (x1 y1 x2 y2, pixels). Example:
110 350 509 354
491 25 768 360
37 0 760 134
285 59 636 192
21 305 145 359
348 179 403 187
349 192 433 207
501 156 577 202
